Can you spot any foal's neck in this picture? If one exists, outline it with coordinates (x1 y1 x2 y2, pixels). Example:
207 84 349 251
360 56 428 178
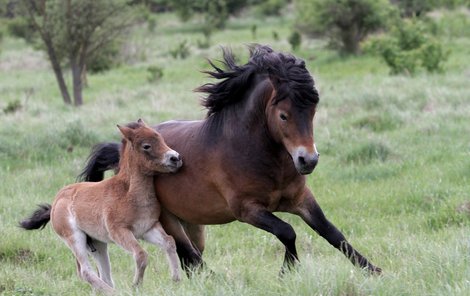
116 148 155 201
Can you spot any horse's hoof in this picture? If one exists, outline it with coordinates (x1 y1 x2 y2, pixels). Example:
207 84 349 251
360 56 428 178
368 265 382 275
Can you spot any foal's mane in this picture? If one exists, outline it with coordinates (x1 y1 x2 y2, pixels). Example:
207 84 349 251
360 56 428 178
196 45 320 117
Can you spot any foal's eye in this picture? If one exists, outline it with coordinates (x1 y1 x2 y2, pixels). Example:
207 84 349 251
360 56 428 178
142 144 151 150
280 113 288 121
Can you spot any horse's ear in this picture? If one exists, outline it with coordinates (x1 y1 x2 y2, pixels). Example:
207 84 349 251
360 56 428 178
117 124 134 142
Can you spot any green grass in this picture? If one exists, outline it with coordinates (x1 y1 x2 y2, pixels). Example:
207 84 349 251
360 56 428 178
1 9 470 296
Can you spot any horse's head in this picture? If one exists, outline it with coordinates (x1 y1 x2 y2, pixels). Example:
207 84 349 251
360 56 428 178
198 45 320 175
118 119 182 174
259 48 320 175
265 82 319 175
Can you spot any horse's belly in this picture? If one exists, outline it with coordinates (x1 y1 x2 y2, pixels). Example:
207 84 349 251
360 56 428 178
155 176 235 225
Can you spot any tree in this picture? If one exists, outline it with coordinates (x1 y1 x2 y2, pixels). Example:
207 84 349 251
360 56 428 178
22 0 136 106
295 0 395 54
169 0 250 29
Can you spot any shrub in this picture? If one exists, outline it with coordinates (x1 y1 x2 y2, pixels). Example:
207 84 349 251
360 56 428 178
3 100 22 114
147 65 164 83
86 41 121 74
60 120 99 149
364 19 449 74
272 31 279 41
169 40 190 59
147 15 157 32
7 17 36 43
256 0 287 16
288 31 301 51
295 0 395 54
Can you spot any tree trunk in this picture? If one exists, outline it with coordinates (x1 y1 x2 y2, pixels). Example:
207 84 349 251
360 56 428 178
341 25 360 55
81 64 88 88
44 36 72 105
70 55 83 106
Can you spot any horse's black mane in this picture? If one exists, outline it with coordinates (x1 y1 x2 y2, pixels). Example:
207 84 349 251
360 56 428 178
196 45 319 116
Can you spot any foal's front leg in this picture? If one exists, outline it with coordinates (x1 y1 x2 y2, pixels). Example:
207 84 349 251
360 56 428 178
293 188 382 274
109 228 148 286
143 222 181 282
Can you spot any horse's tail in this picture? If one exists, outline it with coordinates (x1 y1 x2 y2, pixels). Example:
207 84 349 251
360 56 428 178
19 204 52 230
77 142 121 182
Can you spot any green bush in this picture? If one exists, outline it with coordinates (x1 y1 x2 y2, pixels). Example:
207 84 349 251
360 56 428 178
169 40 190 59
60 120 99 148
295 0 395 54
7 17 36 43
364 19 449 74
3 100 22 114
147 65 164 83
288 31 301 51
86 41 121 74
256 0 287 16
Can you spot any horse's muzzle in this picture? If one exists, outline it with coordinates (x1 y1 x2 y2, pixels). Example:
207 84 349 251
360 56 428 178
292 147 319 175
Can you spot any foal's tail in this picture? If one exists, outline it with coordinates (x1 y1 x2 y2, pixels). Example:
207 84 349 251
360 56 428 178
77 142 121 182
19 204 51 230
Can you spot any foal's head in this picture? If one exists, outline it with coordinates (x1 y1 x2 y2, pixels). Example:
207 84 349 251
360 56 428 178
117 119 182 174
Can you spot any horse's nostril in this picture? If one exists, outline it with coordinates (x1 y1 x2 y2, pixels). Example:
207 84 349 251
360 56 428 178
170 155 180 163
298 156 306 165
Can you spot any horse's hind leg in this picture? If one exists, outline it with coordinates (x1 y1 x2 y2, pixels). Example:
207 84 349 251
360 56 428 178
292 189 382 274
89 240 114 287
236 204 299 273
143 222 181 282
108 228 148 286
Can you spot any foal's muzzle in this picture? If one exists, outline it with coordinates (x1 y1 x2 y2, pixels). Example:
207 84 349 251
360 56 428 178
292 147 319 175
164 150 183 172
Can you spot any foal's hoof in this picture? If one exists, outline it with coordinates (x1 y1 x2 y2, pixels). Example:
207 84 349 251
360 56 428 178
172 273 182 282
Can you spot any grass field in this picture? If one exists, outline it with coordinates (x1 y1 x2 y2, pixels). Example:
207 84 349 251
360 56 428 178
1 9 469 296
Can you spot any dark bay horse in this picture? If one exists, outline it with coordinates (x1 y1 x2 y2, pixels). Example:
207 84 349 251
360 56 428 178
79 45 381 275
21 120 182 295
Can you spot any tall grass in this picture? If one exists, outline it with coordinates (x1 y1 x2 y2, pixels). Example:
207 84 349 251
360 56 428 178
1 9 469 296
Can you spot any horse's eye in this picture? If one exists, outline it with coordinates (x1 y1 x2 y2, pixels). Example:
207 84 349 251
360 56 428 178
142 144 151 150
280 113 288 121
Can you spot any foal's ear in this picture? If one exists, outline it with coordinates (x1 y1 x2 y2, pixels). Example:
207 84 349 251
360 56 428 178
137 118 148 127
117 124 134 142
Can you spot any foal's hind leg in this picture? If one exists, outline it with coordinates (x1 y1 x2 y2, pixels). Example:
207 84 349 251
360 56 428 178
62 231 115 295
89 240 114 287
143 222 181 282
292 189 382 274
108 228 148 286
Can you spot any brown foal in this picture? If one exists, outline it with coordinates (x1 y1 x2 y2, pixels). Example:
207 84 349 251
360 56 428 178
20 119 182 295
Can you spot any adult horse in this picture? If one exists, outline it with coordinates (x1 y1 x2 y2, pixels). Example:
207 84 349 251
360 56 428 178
79 45 381 275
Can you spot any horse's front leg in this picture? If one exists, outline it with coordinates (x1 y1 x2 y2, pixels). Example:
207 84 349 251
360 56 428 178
236 202 299 272
291 188 382 274
159 209 204 275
